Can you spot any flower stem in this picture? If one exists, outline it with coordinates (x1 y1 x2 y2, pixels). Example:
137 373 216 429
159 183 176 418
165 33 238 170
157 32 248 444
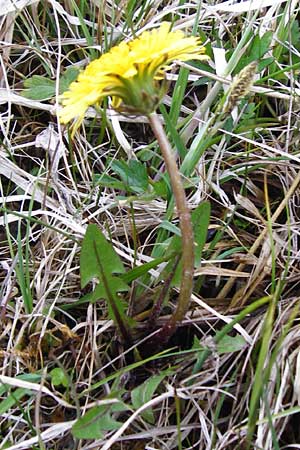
148 111 194 340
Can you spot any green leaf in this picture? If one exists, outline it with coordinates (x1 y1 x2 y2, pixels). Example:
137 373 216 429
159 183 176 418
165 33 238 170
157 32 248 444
22 75 56 100
249 31 273 60
90 277 129 300
0 374 41 397
0 387 33 415
152 179 168 198
59 67 80 93
235 31 273 73
72 402 128 439
161 201 211 286
159 103 187 159
193 201 211 266
131 372 167 423
121 253 175 284
50 368 69 388
137 148 155 162
94 173 127 191
0 374 41 415
111 159 149 194
217 334 246 355
290 21 300 64
80 224 125 289
80 224 132 340
291 20 300 48
22 67 80 101
159 220 181 236
258 57 274 72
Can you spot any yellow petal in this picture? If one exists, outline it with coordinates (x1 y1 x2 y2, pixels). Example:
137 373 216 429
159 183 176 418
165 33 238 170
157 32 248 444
129 22 205 67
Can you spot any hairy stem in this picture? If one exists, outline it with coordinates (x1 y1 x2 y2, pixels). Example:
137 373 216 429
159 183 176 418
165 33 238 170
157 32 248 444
148 111 194 339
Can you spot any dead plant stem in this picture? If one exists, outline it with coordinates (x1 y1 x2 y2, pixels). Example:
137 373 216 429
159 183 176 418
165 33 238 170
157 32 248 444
218 167 300 304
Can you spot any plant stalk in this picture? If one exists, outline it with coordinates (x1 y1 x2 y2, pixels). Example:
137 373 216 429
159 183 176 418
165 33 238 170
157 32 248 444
148 111 194 340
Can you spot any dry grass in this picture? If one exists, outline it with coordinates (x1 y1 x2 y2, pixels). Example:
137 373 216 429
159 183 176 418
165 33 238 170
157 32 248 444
1 0 300 449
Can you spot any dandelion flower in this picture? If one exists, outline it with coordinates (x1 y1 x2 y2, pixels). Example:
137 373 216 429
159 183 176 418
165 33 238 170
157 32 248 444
59 42 136 131
59 23 207 130
129 22 206 68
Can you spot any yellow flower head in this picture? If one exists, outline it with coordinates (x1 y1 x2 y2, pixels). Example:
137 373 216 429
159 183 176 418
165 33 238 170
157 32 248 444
59 23 207 131
129 22 205 67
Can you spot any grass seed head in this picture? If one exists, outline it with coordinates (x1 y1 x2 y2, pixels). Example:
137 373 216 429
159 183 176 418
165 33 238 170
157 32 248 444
224 61 257 114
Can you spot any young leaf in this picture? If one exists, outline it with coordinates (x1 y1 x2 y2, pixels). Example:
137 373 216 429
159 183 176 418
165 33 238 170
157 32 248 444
80 224 132 342
249 31 273 60
111 159 149 194
131 372 168 423
72 402 128 439
193 201 211 266
152 179 168 198
50 368 69 388
235 31 273 73
0 388 34 415
159 103 187 159
59 67 80 93
94 173 127 191
159 220 181 236
121 252 176 284
22 75 56 100
0 374 42 415
161 201 211 286
89 277 129 301
217 334 246 355
22 67 80 101
80 224 125 289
